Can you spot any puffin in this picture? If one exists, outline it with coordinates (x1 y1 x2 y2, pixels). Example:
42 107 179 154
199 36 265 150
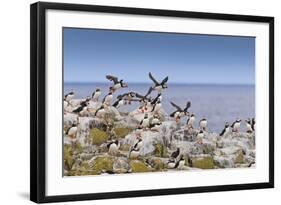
219 122 230 137
245 118 253 133
65 121 78 139
64 90 74 102
107 140 120 155
175 155 185 169
94 105 106 117
196 130 204 144
140 113 150 129
170 147 180 159
102 90 113 105
167 158 176 169
132 135 143 151
72 104 88 116
91 88 101 102
170 101 191 121
199 118 208 131
151 114 160 125
122 92 136 105
112 95 124 108
148 72 168 93
80 96 90 107
251 118 255 131
106 75 128 92
151 98 162 113
129 147 140 159
186 113 196 128
231 119 242 132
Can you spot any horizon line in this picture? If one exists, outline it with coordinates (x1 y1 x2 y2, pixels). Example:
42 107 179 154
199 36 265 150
64 81 255 86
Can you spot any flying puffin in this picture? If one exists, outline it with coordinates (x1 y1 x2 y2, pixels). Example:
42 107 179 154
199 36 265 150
186 113 196 128
170 147 180 159
106 75 128 92
199 118 208 131
107 140 120 155
245 118 253 133
151 98 162 113
231 119 241 132
170 101 191 121
64 90 74 102
112 95 125 108
65 121 78 139
175 155 185 169
148 72 168 93
140 113 150 129
219 122 230 137
122 92 136 105
91 88 101 102
102 90 113 105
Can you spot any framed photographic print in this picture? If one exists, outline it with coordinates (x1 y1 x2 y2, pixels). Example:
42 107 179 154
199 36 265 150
30 2 274 203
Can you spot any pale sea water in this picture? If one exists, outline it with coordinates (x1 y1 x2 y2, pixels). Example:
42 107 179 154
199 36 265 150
64 83 255 133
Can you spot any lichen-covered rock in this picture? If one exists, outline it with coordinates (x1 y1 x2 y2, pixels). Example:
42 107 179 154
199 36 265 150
190 155 214 169
89 156 114 174
130 160 149 173
113 157 130 173
90 128 108 145
114 127 132 138
154 143 167 158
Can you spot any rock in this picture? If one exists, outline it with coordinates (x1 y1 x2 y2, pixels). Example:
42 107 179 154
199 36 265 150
113 157 130 173
149 158 165 171
89 156 114 174
154 143 168 158
114 127 132 138
235 150 245 164
130 160 149 173
190 155 214 169
90 128 108 145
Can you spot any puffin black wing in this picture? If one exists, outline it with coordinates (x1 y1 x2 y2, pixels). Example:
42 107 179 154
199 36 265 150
170 110 178 117
171 148 180 159
161 76 169 84
112 99 120 107
219 128 225 136
91 91 96 98
170 101 182 111
106 75 119 84
183 101 191 112
72 106 83 113
148 72 159 85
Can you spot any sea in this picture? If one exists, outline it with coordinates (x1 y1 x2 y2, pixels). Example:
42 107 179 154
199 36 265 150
64 82 255 133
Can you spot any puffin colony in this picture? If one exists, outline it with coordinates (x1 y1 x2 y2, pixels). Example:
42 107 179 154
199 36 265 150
63 73 256 176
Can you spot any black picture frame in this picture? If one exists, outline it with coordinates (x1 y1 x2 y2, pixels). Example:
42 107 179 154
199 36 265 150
30 2 274 203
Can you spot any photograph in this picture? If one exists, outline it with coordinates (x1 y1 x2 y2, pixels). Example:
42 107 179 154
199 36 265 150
63 28 256 176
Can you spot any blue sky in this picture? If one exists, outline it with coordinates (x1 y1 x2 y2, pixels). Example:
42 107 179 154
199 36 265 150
63 28 255 85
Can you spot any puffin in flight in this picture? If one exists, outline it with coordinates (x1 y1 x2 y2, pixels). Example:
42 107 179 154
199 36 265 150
148 72 168 93
170 101 191 121
106 75 128 92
